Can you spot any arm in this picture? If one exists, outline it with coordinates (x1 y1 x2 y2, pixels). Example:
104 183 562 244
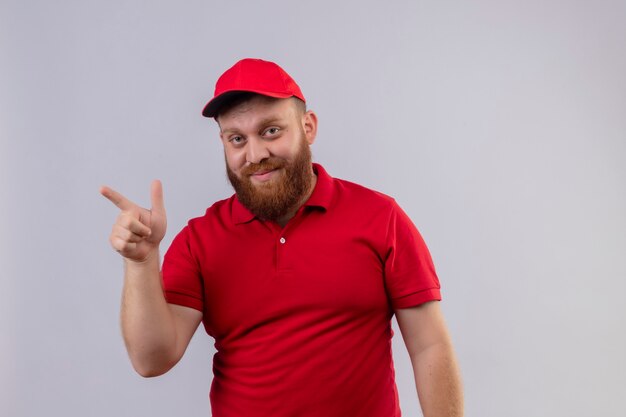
395 301 464 417
101 180 202 377
121 254 202 377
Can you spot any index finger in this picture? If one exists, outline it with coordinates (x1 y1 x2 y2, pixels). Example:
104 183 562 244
150 179 165 215
100 186 135 211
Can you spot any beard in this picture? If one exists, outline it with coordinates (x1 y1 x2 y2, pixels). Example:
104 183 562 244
226 137 314 222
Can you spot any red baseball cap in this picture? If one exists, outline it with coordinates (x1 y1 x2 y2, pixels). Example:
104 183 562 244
202 58 306 118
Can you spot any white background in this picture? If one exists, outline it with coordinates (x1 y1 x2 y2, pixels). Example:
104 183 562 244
1 1 625 416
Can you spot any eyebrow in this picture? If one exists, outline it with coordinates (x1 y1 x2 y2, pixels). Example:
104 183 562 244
220 116 287 135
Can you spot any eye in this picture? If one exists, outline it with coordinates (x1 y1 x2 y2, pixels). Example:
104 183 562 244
263 127 281 137
229 136 246 147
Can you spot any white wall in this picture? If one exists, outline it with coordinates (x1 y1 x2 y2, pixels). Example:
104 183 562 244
2 1 625 416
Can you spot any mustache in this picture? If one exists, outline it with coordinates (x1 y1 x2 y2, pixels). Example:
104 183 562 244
240 157 287 177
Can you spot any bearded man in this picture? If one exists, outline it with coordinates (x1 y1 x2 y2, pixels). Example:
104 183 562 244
101 58 463 417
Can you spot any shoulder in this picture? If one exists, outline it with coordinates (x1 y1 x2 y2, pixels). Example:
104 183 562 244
331 175 398 212
167 195 238 254
186 195 237 230
324 171 421 235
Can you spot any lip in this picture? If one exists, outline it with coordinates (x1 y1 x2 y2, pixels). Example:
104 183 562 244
253 169 273 176
250 168 279 182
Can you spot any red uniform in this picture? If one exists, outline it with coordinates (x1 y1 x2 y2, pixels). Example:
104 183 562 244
162 164 441 417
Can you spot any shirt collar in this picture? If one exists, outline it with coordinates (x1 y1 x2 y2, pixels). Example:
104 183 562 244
232 163 334 225
303 163 333 211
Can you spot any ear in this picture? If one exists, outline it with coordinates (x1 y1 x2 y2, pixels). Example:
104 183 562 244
301 110 318 145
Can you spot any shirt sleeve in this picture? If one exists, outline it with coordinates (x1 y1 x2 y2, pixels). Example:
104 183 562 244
161 226 205 312
383 201 441 309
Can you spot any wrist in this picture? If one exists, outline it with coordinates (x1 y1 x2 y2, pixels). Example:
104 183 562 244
124 248 160 268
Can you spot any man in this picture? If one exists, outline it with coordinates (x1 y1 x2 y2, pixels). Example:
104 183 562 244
101 58 463 417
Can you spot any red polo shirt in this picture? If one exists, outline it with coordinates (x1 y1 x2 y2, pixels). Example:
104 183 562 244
162 164 441 417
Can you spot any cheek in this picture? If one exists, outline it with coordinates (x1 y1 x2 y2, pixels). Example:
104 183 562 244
273 137 302 159
224 149 245 172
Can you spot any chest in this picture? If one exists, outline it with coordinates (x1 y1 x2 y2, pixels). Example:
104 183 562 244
194 211 390 340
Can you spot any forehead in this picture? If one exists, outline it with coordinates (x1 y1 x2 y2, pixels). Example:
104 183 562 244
218 96 296 130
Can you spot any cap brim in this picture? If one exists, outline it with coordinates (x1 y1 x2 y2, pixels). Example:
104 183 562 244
202 90 294 118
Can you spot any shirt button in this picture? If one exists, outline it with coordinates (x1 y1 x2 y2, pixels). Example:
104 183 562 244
279 237 286 244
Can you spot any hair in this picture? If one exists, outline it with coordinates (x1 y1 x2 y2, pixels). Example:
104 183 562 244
214 93 306 123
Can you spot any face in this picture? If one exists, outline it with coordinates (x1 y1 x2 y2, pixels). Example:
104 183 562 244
218 96 318 221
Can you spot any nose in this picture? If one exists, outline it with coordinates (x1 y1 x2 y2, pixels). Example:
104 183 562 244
246 137 270 164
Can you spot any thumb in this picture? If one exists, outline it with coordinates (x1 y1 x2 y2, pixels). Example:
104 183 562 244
150 179 166 215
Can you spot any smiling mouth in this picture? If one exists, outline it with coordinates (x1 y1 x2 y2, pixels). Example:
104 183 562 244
252 169 274 176
250 168 280 182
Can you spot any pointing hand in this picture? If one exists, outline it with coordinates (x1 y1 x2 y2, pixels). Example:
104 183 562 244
100 180 167 263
